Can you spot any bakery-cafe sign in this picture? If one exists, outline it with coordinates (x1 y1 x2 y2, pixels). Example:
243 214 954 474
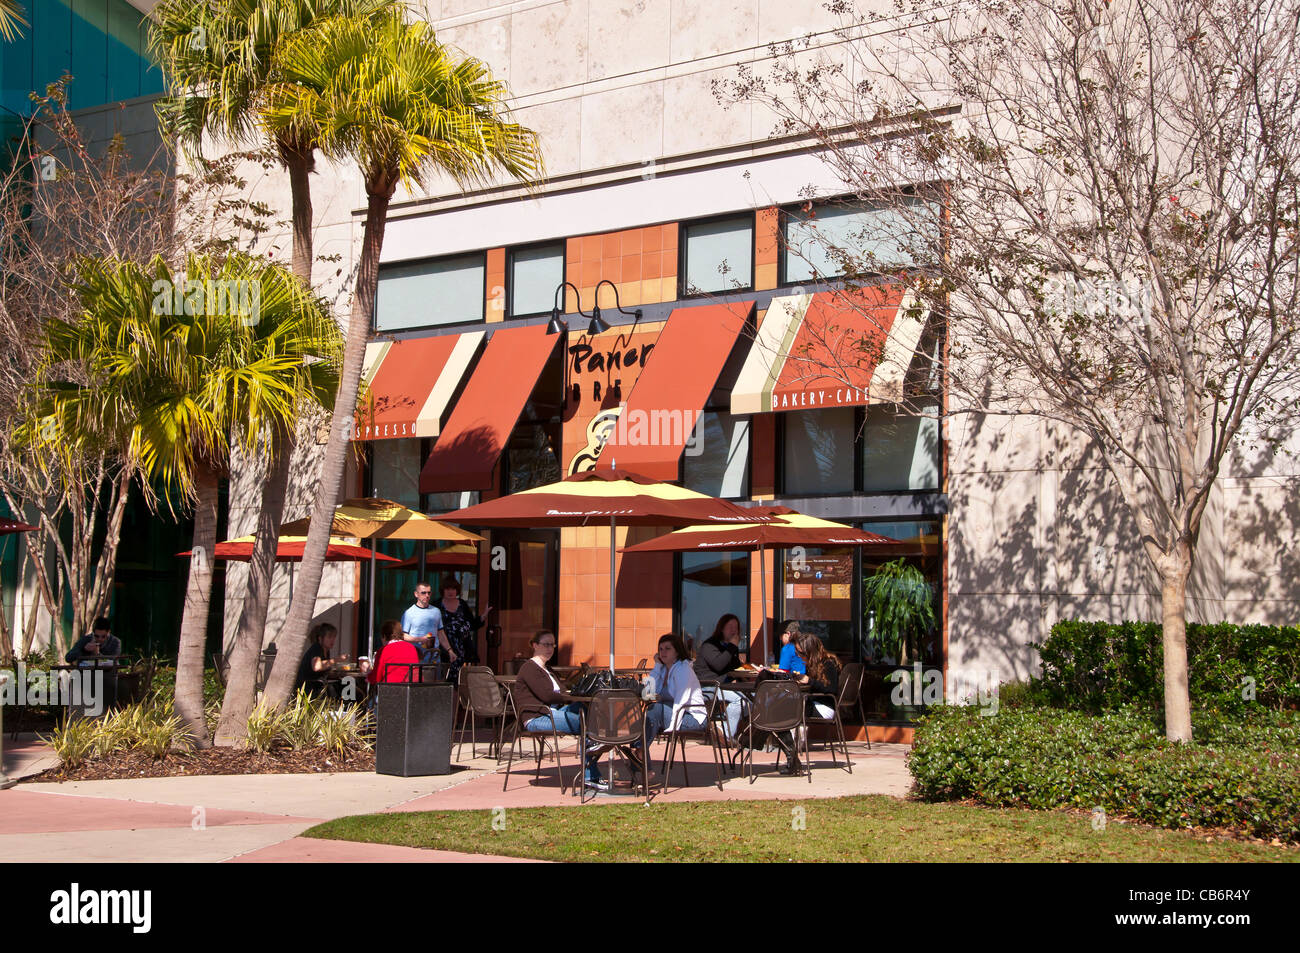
771 386 868 409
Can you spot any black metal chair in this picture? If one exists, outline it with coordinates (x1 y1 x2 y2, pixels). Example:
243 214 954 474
500 688 569 793
576 689 649 804
658 687 725 793
806 662 859 772
455 666 505 761
743 680 809 783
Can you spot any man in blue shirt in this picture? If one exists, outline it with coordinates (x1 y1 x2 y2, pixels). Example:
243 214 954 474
402 581 451 669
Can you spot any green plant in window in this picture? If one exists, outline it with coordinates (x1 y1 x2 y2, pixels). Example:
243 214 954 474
862 558 935 665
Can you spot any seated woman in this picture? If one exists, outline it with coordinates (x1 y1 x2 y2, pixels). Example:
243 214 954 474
511 630 607 790
777 621 806 675
774 632 843 774
295 623 342 697
691 613 747 742
645 633 708 747
367 619 420 685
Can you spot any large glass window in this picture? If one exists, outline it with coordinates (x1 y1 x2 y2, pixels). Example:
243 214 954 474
682 411 750 499
779 543 856 657
509 243 564 317
860 399 941 492
782 407 856 495
858 519 942 666
679 552 750 653
375 254 485 331
783 200 930 283
681 215 753 295
505 421 561 493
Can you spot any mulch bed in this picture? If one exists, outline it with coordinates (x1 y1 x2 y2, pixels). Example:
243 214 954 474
25 746 375 782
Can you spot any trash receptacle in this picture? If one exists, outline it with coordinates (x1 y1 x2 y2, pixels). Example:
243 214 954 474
375 667 454 777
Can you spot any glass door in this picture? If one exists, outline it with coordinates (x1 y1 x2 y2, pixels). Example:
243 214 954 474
486 529 558 670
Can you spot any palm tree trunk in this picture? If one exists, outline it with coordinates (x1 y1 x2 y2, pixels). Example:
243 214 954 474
176 462 219 747
214 433 293 744
214 143 315 745
264 186 391 709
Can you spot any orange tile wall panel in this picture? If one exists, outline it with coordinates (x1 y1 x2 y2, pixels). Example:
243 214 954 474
486 247 506 323
564 224 679 318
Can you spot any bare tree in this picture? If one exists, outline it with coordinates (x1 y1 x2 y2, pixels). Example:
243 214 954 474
717 0 1300 740
0 80 275 662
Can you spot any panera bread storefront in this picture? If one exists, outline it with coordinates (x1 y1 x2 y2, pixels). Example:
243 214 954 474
354 216 945 740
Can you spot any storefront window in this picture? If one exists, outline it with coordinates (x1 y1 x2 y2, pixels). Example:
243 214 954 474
681 215 753 295
679 552 749 653
375 253 485 331
506 421 561 493
682 411 749 499
858 519 941 665
369 439 421 507
782 407 855 495
782 200 929 283
779 545 856 656
860 399 940 492
509 243 564 317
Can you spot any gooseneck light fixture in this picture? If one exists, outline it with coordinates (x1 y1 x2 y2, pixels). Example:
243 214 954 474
589 278 642 335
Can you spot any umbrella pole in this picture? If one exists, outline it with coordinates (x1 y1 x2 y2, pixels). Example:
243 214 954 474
368 549 377 659
761 545 770 666
608 515 616 674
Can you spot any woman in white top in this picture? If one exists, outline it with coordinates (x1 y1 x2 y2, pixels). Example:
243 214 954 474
645 632 707 746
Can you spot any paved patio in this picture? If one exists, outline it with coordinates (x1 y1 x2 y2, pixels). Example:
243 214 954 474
0 731 912 862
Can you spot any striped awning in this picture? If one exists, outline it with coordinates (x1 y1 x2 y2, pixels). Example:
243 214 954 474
730 286 926 414
354 332 484 441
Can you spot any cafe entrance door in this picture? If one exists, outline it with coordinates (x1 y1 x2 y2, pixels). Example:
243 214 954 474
486 529 558 671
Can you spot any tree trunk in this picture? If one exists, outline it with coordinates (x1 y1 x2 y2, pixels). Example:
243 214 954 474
176 463 220 747
264 186 392 709
212 144 317 742
279 140 315 287
214 434 294 745
1159 542 1194 743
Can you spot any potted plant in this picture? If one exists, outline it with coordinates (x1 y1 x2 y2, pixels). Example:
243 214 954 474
861 559 938 719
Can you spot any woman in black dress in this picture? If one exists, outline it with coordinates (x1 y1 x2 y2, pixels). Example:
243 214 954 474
436 578 491 683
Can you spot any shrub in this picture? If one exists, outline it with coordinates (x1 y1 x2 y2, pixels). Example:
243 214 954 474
43 717 98 769
1031 620 1300 713
244 690 373 754
910 705 1300 842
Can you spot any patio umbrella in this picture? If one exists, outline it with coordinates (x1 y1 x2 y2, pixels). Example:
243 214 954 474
278 497 484 655
178 535 401 603
434 469 773 672
382 541 480 572
620 507 902 664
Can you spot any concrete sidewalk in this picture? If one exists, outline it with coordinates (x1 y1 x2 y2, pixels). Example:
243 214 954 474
1 735 911 862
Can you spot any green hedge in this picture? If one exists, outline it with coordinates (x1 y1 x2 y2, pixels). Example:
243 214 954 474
910 706 1300 841
1030 620 1300 713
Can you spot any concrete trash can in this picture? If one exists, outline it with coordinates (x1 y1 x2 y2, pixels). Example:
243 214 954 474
375 679 455 777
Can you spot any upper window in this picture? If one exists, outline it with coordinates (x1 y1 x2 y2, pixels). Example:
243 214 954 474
860 398 941 492
509 243 565 317
375 253 485 331
782 199 929 284
681 214 754 296
682 410 750 500
782 407 856 496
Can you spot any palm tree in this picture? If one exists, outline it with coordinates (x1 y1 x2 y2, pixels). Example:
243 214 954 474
35 253 340 744
258 9 542 708
0 2 26 42
150 0 394 744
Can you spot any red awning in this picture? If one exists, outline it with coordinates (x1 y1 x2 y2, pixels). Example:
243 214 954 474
730 285 925 413
419 324 560 494
354 332 484 440
598 301 751 480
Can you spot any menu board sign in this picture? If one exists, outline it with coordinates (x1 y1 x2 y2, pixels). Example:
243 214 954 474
784 553 853 621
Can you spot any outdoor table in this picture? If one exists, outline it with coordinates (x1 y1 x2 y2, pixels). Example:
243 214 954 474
49 661 123 719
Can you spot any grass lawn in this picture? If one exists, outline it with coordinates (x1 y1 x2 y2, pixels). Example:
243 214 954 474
304 795 1298 862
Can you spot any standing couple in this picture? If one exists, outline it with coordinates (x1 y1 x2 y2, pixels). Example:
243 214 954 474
400 578 491 683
